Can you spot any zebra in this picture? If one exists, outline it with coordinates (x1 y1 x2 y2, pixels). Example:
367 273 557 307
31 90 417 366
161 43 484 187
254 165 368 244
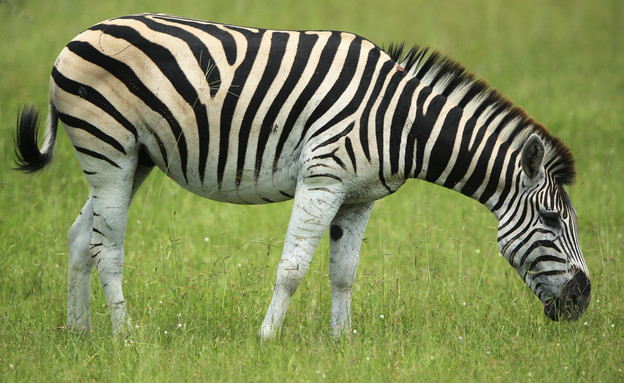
14 13 590 338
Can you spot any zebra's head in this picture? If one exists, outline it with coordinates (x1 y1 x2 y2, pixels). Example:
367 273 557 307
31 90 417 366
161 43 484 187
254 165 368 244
497 134 590 321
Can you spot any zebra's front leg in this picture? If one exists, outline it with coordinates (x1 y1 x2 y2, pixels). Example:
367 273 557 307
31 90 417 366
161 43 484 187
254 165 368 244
259 184 345 340
329 202 374 337
67 195 95 333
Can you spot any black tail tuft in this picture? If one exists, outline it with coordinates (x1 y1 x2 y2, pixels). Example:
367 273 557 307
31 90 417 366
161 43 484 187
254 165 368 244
14 105 56 173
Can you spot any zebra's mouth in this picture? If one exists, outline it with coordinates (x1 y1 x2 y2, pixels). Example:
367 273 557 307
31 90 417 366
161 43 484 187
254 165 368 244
543 269 591 321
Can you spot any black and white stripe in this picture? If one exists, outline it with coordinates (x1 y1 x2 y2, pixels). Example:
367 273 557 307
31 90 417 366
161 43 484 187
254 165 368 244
15 13 590 336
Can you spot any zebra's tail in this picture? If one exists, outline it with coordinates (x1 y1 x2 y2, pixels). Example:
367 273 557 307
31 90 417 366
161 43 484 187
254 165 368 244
14 103 59 173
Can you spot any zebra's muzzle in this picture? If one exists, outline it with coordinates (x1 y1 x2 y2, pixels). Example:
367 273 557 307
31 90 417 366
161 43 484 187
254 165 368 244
544 269 591 321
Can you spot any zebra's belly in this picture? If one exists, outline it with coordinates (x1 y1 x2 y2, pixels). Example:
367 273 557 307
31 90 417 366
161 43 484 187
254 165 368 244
162 165 299 205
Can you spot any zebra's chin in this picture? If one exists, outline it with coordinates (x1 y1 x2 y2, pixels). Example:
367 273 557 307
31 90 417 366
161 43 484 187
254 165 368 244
543 269 591 321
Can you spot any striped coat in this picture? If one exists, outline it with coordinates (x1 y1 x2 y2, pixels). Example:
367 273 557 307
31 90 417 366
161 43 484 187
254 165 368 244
15 14 590 337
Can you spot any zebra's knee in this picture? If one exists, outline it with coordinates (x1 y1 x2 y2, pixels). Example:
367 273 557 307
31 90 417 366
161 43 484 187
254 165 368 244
276 257 308 294
329 254 358 291
330 275 354 293
68 211 95 273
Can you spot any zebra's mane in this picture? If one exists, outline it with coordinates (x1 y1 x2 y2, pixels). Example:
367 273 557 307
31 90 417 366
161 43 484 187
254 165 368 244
385 44 576 186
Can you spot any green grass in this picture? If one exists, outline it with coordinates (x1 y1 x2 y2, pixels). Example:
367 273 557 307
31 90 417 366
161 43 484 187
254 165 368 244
1 0 623 381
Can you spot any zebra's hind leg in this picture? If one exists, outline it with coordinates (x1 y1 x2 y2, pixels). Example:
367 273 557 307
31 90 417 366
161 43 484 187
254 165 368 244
66 194 95 333
329 202 374 337
259 183 345 340
84 162 140 335
66 159 152 335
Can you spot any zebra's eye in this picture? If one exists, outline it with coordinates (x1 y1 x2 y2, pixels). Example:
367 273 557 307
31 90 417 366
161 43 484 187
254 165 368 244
539 210 561 229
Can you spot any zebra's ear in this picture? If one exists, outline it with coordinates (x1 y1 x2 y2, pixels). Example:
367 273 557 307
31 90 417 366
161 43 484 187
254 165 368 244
521 134 545 181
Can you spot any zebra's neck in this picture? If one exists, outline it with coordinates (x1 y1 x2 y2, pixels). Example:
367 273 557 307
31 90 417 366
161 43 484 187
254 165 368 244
402 79 519 213
390 76 519 216
380 46 573 217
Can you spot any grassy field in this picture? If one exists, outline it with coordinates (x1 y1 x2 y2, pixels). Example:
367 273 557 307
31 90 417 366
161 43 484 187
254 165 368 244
1 0 623 381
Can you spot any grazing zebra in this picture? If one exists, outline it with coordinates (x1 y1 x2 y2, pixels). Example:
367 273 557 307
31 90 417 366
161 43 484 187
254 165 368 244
15 13 590 338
